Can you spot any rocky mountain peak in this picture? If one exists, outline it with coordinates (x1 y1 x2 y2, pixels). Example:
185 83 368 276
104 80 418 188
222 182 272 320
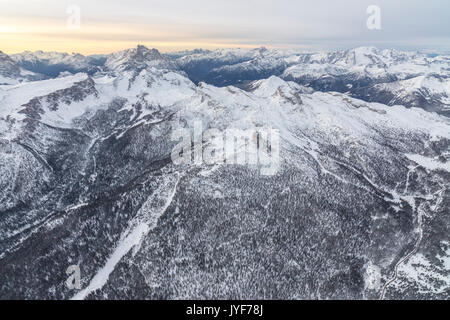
105 45 177 73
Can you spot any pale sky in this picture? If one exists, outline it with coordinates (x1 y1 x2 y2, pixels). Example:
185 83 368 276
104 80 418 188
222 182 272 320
1 0 449 54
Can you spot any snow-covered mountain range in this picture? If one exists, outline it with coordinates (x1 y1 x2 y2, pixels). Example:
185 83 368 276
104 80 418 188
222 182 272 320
0 45 449 300
0 51 43 85
4 45 450 115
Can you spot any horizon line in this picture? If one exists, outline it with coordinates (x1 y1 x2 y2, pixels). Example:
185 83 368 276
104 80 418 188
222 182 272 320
2 44 449 56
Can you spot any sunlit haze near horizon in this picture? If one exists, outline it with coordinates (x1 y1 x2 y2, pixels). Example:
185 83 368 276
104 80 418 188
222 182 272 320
1 0 449 54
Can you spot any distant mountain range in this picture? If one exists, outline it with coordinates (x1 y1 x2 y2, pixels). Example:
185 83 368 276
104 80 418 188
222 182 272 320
2 46 449 116
0 45 448 300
